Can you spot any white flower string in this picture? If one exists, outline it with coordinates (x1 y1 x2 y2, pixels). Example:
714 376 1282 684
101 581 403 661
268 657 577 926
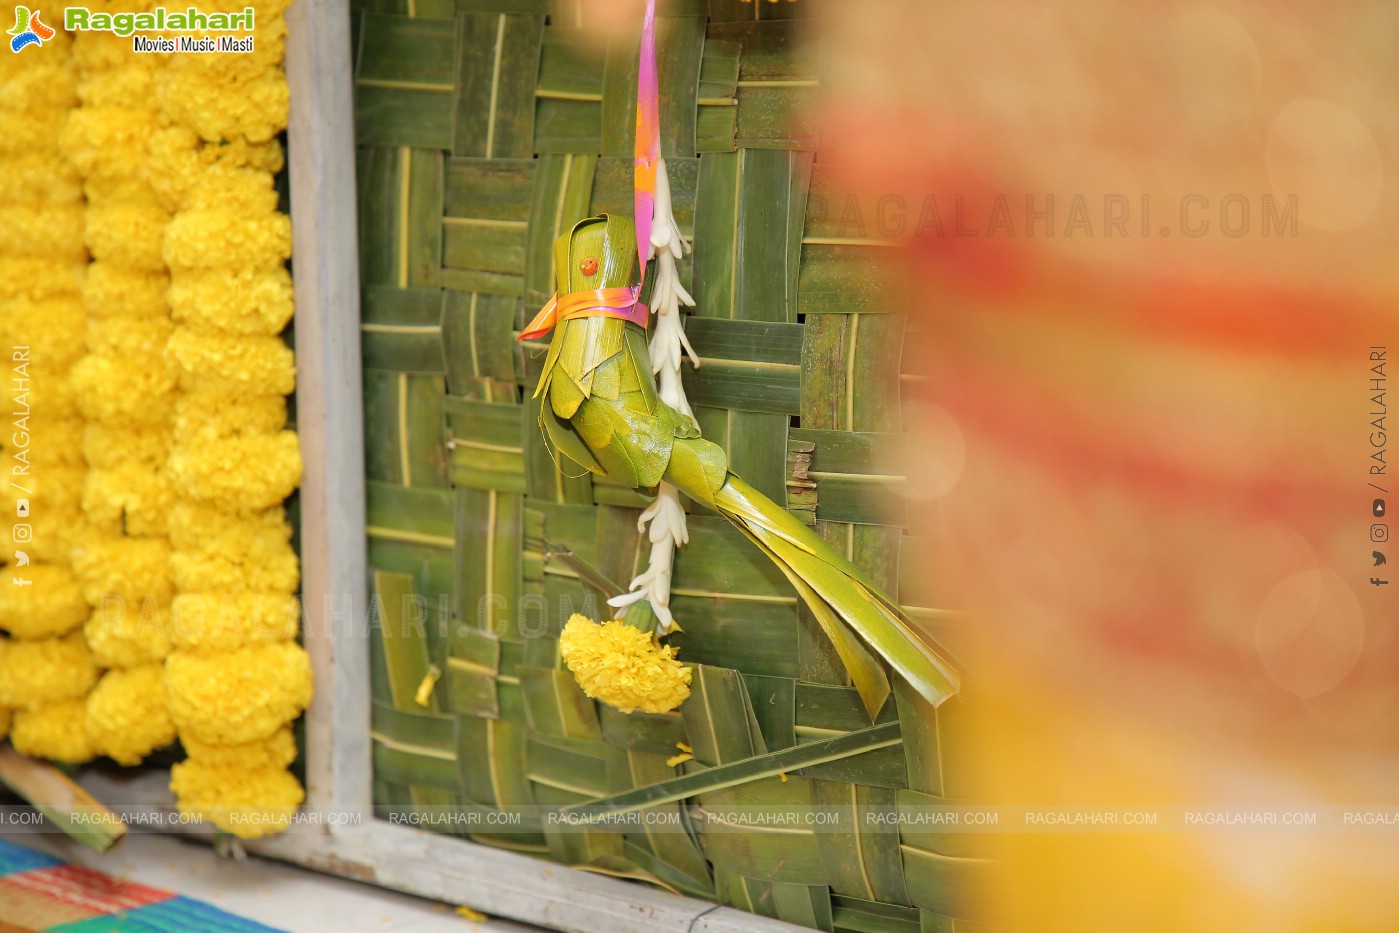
609 157 700 635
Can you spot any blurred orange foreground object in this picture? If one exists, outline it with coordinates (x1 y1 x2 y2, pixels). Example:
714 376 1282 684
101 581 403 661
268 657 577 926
816 1 1399 930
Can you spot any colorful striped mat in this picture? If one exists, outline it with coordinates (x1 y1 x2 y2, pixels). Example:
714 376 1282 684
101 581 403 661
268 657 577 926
0 839 285 932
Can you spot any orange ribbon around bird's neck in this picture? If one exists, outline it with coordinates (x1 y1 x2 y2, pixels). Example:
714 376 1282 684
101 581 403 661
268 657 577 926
517 286 649 342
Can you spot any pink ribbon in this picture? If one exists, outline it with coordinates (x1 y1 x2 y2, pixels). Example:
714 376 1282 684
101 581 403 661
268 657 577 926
634 0 659 280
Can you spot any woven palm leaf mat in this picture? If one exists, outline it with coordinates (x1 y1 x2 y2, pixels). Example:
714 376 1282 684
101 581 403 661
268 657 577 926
0 839 283 932
352 1 987 930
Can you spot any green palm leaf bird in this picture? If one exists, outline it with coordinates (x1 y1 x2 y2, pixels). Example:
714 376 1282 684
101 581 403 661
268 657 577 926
521 213 959 718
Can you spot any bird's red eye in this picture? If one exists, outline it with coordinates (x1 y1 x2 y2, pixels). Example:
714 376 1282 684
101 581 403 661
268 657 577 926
580 258 599 276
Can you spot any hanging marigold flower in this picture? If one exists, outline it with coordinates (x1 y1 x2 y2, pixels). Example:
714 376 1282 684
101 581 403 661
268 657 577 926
559 614 691 714
169 759 304 839
84 599 172 671
82 463 175 537
0 565 89 640
70 351 178 427
169 592 301 652
11 699 95 764
168 265 294 337
180 725 296 772
168 501 298 594
83 423 171 470
4 295 88 368
163 328 296 396
71 535 175 607
84 201 171 271
84 664 177 766
174 391 287 442
85 315 174 360
165 641 312 745
163 209 290 272
80 263 170 321
0 633 100 711
0 152 83 204
167 430 302 515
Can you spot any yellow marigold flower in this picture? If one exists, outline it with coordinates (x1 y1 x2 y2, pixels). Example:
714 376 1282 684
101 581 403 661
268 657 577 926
70 352 177 427
71 535 174 607
83 174 161 207
164 329 295 396
82 423 171 471
167 501 289 552
174 391 286 441
85 201 171 272
0 565 89 640
81 263 170 321
156 70 288 145
183 166 279 216
169 760 304 839
70 28 141 71
85 598 172 670
0 60 77 112
85 316 175 361
170 592 300 652
0 504 83 565
168 265 294 336
85 665 177 766
146 127 284 213
0 359 79 420
168 431 302 514
164 209 290 272
11 699 95 765
0 257 83 303
181 725 296 771
0 205 86 260
0 466 85 516
0 155 82 205
0 633 100 711
60 107 158 183
77 62 159 108
559 615 692 714
169 502 297 594
82 464 175 537
165 641 312 745
0 707 9 742
2 296 88 370
0 418 85 469
0 112 68 158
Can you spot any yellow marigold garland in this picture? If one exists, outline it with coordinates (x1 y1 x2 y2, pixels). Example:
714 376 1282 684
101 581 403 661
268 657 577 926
61 25 176 770
154 0 309 837
0 0 308 840
0 31 95 758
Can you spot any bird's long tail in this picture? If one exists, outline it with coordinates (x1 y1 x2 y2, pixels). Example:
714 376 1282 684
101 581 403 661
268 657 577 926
708 473 960 717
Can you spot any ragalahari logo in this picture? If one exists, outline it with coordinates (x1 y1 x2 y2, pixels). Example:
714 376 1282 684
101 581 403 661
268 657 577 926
9 6 54 52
